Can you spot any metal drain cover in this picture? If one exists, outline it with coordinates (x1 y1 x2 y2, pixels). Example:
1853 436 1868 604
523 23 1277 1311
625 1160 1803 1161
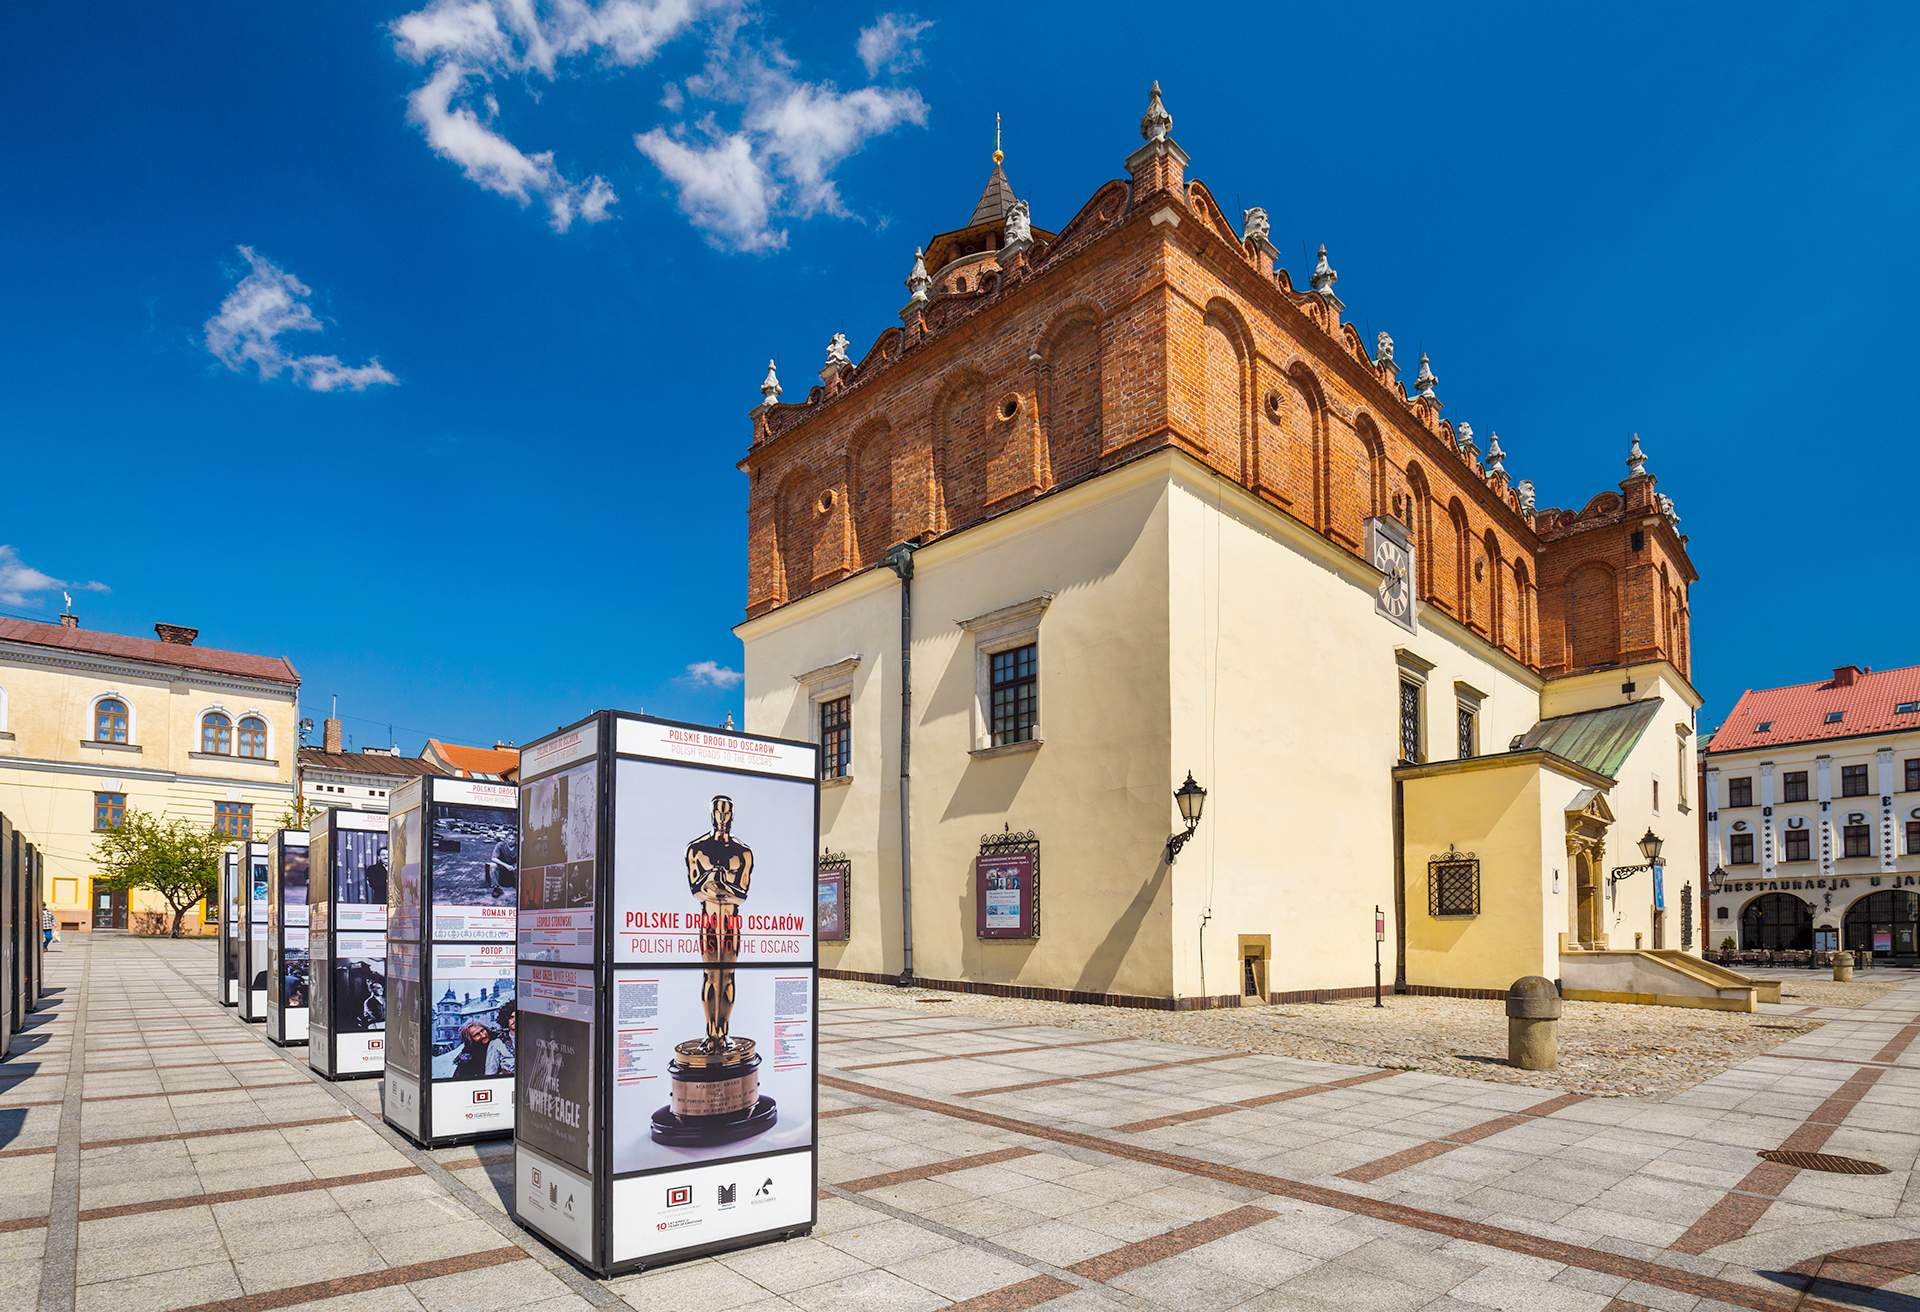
1758 1149 1890 1175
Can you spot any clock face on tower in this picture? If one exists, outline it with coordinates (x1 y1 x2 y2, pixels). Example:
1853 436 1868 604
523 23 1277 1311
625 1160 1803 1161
1366 517 1418 633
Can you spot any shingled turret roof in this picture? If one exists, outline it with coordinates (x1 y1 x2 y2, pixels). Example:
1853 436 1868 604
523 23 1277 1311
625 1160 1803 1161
968 161 1017 227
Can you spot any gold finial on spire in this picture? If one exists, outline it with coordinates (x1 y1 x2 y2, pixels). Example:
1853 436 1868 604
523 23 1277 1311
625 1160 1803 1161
993 111 1003 166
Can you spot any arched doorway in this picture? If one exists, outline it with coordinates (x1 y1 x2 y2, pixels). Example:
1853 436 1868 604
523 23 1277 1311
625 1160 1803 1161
1575 854 1602 946
1741 893 1811 951
1843 891 1920 960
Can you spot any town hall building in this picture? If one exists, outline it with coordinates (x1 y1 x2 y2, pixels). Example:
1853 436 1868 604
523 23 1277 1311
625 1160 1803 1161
738 87 1719 1007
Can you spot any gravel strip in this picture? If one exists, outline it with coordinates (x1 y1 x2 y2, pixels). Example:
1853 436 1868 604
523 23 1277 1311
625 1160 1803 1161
822 977 1853 1099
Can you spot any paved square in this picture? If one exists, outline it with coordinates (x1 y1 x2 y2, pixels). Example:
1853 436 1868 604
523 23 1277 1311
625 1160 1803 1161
5 936 1918 1310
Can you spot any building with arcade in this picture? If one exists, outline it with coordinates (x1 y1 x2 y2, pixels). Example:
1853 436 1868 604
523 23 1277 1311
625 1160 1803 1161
737 86 1715 1006
1705 664 1920 962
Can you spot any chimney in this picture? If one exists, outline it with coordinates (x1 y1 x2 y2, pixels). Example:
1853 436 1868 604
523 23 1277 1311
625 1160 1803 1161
1833 665 1864 687
493 739 515 751
154 623 199 646
59 612 79 629
323 717 344 753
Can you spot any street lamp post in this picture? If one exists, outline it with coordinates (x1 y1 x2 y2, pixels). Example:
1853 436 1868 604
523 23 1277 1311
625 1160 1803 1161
1607 827 1665 902
1165 773 1208 863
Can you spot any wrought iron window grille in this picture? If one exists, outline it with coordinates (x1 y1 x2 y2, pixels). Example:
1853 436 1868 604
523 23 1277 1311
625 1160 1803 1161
1428 845 1480 917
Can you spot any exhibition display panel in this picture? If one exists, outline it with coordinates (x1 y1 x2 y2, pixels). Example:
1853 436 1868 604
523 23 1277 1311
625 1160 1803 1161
511 712 819 1277
218 851 241 1006
383 775 520 1147
307 808 390 1079
265 829 310 1046
238 841 272 1023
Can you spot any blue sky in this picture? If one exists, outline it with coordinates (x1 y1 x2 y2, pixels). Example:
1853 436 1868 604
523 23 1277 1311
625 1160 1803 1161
3 2 1916 751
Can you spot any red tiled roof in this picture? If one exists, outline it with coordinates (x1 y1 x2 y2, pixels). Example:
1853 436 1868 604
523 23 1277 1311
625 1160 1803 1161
298 748 445 778
424 738 520 778
0 617 299 686
1708 664 1920 754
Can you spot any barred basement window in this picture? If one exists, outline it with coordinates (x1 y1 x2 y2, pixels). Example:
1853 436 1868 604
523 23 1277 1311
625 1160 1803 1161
1427 846 1480 917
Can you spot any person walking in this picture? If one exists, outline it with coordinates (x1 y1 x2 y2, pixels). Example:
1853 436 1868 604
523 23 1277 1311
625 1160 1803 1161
42 906 55 949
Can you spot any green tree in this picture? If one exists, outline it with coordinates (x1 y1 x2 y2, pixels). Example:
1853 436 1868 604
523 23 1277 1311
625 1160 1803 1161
90 809 228 939
278 796 320 832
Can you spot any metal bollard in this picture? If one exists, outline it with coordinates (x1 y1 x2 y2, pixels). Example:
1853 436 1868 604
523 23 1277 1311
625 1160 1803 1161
1506 976 1561 1071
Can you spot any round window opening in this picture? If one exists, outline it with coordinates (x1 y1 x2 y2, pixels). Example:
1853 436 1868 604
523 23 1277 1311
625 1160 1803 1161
816 491 835 514
998 395 1021 421
1264 390 1283 420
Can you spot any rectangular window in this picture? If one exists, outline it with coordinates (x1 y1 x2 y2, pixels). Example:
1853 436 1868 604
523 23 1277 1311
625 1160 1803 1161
1784 828 1810 862
214 801 252 839
1727 776 1753 808
1729 833 1755 864
1842 764 1870 797
1653 778 1661 813
1908 820 1920 856
1456 703 1476 760
1782 771 1809 803
1906 759 1920 792
1843 823 1871 858
93 791 125 830
1399 679 1423 764
818 696 851 780
1678 740 1689 808
988 644 1038 747
1428 850 1480 917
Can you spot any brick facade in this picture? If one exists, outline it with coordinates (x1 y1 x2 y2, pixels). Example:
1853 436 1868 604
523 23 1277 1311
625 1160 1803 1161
739 96 1696 681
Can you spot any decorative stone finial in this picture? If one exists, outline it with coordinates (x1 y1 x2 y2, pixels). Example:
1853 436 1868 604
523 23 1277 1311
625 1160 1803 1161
1376 331 1396 372
1243 207 1270 245
1626 432 1647 477
1141 80 1173 142
1310 244 1338 298
724 712 734 731
1518 480 1536 514
1414 352 1438 402
820 332 852 385
1457 421 1479 465
1486 432 1506 477
759 359 782 408
1659 492 1680 526
904 247 930 305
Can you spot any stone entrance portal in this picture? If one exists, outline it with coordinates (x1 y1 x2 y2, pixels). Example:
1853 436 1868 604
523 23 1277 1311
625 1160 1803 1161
1566 789 1614 950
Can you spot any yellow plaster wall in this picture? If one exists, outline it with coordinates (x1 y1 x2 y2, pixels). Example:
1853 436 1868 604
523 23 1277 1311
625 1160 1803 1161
743 460 1177 999
1400 762 1557 991
1164 460 1543 999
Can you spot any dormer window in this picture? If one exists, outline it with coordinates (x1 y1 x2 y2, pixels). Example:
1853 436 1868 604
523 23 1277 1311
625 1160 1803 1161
1754 721 1773 732
1897 702 1919 715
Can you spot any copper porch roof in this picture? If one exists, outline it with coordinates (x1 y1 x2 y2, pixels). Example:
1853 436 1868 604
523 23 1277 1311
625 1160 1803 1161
1708 664 1920 754
0 617 299 685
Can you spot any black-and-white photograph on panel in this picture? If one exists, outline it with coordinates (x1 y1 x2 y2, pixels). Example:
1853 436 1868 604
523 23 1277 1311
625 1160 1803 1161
518 762 596 963
429 780 518 941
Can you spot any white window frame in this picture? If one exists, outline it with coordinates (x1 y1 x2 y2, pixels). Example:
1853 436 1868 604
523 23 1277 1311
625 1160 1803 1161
88 690 137 746
197 703 234 756
959 595 1052 756
236 709 272 761
794 656 861 785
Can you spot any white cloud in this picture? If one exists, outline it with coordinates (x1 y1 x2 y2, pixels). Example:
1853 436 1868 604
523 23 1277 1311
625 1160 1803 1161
0 546 109 609
856 13 930 77
406 62 615 231
635 126 784 250
391 0 703 230
203 247 397 393
681 660 744 689
635 24 929 251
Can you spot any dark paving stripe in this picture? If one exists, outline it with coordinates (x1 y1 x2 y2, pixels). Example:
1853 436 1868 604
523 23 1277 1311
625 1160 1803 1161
39 933 93 1312
841 1035 1139 1072
1069 1204 1276 1281
82 1079 313 1104
0 1216 50 1234
957 1051 1248 1098
821 1023 1084 1047
78 1165 421 1222
83 1113 359 1151
944 1275 1077 1311
1115 1068 1400 1134
838 1146 1037 1193
819 1073 1853 1312
167 1245 527 1312
1338 1093 1588 1183
817 1105 879 1118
